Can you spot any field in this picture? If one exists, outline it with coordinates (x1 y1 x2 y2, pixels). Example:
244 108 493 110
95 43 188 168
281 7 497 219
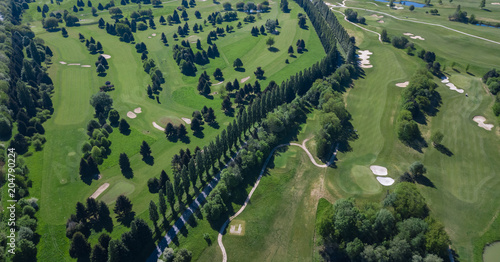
22 0 326 260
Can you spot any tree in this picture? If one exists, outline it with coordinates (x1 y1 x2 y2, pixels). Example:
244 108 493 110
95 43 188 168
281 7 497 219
254 67 265 79
409 161 427 179
178 124 188 137
266 37 275 48
140 141 152 159
233 58 243 69
298 16 307 28
288 45 294 56
107 239 129 262
213 68 223 80
381 29 390 42
223 2 232 10
158 191 167 219
409 5 415 11
114 195 133 219
165 180 175 212
69 232 91 258
149 200 159 228
430 131 444 146
265 19 277 32
119 153 131 173
90 244 107 262
119 119 130 134
221 96 232 112
480 0 485 9
90 92 113 115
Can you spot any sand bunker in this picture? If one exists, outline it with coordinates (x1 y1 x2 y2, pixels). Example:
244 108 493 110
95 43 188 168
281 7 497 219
370 165 388 176
240 76 250 83
152 121 165 131
396 81 409 87
90 183 110 199
81 65 91 67
148 36 152 39
134 107 142 114
182 117 191 124
441 77 464 93
68 63 81 66
403 32 414 36
473 116 494 131
127 111 137 118
410 35 425 40
492 2 500 5
212 81 224 86
101 54 111 59
378 20 385 23
357 50 373 68
376 177 395 186
371 14 384 19
59 61 67 64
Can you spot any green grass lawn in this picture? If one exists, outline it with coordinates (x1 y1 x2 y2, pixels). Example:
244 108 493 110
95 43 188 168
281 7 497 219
23 0 327 260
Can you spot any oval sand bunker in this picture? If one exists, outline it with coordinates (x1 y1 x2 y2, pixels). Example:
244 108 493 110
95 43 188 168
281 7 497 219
134 107 142 114
127 111 137 118
473 116 494 131
152 122 165 131
396 81 409 87
376 177 395 186
101 54 111 59
370 165 388 176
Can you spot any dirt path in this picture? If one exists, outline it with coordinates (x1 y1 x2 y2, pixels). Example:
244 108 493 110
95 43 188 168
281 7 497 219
218 138 338 262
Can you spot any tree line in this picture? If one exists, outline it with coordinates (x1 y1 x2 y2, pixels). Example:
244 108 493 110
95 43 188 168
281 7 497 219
482 69 500 117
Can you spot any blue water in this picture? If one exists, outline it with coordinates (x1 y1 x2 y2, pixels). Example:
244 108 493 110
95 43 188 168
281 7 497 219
474 23 499 28
374 0 426 8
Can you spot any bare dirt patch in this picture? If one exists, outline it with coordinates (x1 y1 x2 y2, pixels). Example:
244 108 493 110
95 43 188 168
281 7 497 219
212 81 224 86
90 183 110 199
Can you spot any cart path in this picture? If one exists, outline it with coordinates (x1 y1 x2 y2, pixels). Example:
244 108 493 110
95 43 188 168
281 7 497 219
218 138 338 262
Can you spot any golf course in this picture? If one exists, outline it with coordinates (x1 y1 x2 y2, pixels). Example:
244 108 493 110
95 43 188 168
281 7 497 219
0 0 499 261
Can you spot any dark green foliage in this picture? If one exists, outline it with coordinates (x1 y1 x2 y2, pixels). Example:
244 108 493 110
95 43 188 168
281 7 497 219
391 36 409 49
113 195 133 219
69 232 91 258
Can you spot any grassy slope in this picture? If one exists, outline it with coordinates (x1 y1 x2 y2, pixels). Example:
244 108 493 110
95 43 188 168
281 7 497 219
24 0 326 260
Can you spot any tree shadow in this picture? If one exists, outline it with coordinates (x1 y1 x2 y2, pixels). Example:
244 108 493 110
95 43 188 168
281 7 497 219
435 144 453 156
235 67 246 72
415 175 436 188
180 136 191 144
268 47 279 52
208 121 220 129
143 155 155 166
167 135 179 142
406 136 428 153
119 128 131 136
193 130 205 138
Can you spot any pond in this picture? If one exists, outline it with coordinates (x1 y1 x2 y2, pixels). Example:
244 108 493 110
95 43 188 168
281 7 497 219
484 242 500 262
374 0 427 8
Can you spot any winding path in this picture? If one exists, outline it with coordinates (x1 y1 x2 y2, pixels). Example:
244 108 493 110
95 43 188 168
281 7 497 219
329 1 500 45
217 138 338 262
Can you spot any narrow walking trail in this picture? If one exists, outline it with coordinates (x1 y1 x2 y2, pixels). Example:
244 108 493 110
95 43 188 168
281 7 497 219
218 138 338 262
147 142 247 262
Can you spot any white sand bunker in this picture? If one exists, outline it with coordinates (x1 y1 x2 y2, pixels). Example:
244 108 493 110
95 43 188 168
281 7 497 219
410 35 425 40
357 50 373 68
101 54 111 59
240 76 250 83
441 77 464 93
90 183 110 199
403 32 414 36
370 165 388 176
378 20 385 23
212 81 224 86
152 121 165 131
388 5 404 9
376 177 395 186
152 33 156 36
230 224 242 234
68 63 81 66
59 61 67 64
81 65 91 67
148 36 152 39
371 14 384 19
492 2 500 5
473 116 494 131
134 107 142 114
396 81 409 87
127 111 137 118
182 117 191 124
